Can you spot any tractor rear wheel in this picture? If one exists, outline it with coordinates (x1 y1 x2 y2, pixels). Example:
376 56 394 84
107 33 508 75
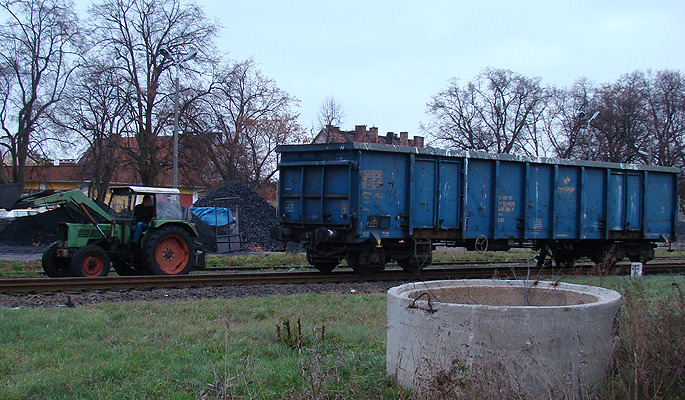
42 242 70 278
144 225 195 275
70 245 111 277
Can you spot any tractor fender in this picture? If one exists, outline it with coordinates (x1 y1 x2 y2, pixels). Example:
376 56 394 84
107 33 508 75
147 221 199 238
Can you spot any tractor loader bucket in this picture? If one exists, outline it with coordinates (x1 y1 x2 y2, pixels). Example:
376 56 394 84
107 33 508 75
0 183 24 210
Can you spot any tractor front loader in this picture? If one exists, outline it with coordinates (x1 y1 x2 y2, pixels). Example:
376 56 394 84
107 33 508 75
34 186 202 277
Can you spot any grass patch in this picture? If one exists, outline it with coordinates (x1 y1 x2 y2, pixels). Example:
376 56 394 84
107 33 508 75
565 275 685 400
0 293 406 399
1 275 683 399
0 260 41 277
431 249 534 263
205 252 308 269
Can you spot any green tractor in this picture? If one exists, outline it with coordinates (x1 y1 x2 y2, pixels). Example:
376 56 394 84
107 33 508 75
35 186 203 277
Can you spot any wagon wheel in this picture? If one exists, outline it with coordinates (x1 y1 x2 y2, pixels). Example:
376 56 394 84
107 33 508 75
588 249 618 269
144 225 195 275
306 252 338 273
312 261 337 273
396 257 419 273
42 242 70 278
397 254 432 274
346 252 385 274
553 251 576 269
70 245 111 277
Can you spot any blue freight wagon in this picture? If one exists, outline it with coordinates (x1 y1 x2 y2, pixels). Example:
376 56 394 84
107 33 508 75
275 143 679 274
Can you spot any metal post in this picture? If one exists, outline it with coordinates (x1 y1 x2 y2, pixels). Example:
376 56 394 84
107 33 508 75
159 48 196 189
172 65 180 188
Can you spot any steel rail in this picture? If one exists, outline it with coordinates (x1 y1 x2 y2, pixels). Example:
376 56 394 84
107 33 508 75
1 262 683 295
201 257 684 272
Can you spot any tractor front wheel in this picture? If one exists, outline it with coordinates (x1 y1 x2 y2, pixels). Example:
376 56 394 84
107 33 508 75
70 245 111 277
144 226 195 275
42 242 70 278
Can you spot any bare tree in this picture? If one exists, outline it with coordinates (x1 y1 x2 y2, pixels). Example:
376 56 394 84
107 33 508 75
642 70 685 168
426 68 549 155
424 78 492 151
590 72 650 163
246 112 303 185
89 0 218 186
185 59 301 188
317 95 345 135
547 78 595 159
0 0 81 184
50 59 132 202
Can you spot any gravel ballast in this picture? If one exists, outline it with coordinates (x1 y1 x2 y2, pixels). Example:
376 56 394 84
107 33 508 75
0 281 399 309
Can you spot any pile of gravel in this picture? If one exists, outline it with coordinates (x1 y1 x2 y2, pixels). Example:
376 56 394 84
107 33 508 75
193 181 282 252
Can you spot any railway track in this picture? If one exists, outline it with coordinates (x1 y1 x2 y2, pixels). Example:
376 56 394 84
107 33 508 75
1 261 683 295
201 255 685 272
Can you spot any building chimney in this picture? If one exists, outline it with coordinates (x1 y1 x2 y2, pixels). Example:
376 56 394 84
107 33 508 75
386 132 396 145
369 127 378 142
413 136 424 148
354 125 366 142
325 125 341 143
400 132 408 146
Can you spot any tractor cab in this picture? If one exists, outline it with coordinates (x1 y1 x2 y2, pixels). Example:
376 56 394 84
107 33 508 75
107 186 184 223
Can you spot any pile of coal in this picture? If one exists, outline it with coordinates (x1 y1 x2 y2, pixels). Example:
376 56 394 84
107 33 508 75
193 181 282 252
0 207 73 246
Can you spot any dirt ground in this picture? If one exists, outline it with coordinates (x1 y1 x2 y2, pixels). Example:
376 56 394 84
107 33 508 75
0 245 44 261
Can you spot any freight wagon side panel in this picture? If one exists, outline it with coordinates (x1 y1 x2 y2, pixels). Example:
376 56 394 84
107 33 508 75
579 168 607 240
357 151 409 239
607 171 643 233
411 158 437 228
554 165 581 239
437 159 461 229
494 161 525 239
410 157 461 230
643 171 678 240
464 159 527 240
524 164 554 239
278 149 356 228
463 158 494 238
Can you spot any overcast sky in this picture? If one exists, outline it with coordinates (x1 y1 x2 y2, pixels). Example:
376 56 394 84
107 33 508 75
81 0 685 139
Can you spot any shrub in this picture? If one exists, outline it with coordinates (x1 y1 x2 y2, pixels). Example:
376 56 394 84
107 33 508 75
600 280 685 400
